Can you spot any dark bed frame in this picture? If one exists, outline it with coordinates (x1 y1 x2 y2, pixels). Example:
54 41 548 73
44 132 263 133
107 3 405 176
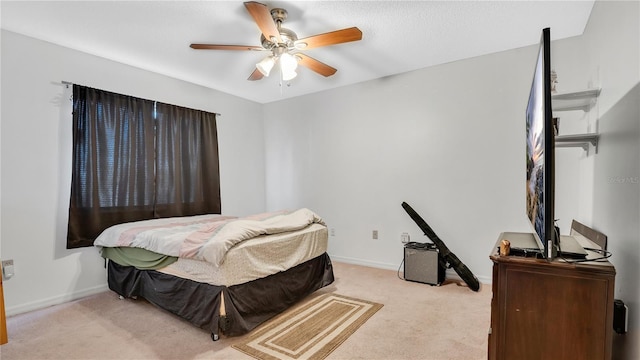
107 253 334 341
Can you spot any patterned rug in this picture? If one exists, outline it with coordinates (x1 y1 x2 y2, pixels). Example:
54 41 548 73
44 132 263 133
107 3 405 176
233 293 383 360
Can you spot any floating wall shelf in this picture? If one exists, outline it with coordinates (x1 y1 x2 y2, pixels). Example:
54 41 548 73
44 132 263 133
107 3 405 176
555 133 599 153
553 88 601 154
552 88 601 112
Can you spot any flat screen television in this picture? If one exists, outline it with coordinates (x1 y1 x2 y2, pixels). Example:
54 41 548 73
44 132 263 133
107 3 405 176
525 28 557 259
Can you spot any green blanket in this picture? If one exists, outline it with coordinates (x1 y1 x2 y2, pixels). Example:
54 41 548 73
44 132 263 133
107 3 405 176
101 247 178 270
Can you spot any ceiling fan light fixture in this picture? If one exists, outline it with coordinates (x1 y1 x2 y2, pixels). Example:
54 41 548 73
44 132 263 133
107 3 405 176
256 56 276 76
280 52 298 70
190 2 363 82
282 69 297 81
280 52 298 81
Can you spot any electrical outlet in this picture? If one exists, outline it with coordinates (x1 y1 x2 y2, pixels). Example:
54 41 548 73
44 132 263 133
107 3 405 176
330 228 335 236
372 230 378 240
401 232 410 243
2 259 15 280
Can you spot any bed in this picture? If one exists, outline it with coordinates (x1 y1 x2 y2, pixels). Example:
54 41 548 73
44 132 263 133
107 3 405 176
94 208 335 341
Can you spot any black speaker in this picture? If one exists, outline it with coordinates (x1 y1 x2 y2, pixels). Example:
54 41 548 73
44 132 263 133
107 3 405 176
404 242 445 286
613 299 628 334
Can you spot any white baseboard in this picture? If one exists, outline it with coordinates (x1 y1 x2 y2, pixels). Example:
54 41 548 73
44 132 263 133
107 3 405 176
6 284 109 317
330 254 492 285
444 269 492 285
329 255 400 272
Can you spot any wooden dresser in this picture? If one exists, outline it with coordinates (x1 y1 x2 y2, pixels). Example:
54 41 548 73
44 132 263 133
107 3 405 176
488 232 615 360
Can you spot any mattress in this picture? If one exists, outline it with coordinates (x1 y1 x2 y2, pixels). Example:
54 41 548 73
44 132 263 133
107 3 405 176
157 223 328 286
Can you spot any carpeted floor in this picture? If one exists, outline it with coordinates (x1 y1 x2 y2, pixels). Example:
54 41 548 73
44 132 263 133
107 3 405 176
1 261 491 359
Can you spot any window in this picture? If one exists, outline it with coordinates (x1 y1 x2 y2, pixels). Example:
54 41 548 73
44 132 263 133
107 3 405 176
67 85 220 248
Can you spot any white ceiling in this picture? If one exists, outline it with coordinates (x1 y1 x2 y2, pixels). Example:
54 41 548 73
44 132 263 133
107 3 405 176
1 1 595 104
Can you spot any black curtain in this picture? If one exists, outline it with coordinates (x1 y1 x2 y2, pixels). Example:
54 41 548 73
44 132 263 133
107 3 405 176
67 85 220 248
153 101 221 217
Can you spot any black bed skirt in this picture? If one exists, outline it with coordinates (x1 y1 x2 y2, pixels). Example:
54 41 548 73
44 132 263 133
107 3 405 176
107 253 334 338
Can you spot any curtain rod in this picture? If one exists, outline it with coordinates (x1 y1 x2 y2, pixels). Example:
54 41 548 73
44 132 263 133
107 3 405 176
61 81 221 117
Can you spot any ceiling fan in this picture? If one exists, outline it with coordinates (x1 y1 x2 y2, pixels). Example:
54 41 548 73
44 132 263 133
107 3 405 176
190 1 363 81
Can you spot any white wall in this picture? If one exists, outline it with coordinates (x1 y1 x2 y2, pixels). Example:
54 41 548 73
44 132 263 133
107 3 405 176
0 30 267 315
263 1 639 356
264 46 539 280
552 32 598 235
581 2 639 359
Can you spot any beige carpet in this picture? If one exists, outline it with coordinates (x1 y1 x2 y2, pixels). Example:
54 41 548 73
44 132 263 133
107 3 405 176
233 294 382 360
1 261 491 359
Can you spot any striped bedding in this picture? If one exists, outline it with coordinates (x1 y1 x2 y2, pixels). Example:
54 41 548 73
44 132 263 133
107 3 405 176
157 223 328 286
94 208 325 267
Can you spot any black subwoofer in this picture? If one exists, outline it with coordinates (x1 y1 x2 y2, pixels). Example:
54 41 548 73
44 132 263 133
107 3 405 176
613 299 628 334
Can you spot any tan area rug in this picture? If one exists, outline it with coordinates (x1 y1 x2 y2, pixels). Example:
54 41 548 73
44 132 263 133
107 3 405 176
233 293 383 360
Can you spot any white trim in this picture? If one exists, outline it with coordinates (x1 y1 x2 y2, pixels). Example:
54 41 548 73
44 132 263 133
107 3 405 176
330 255 399 271
5 284 109 317
330 254 491 285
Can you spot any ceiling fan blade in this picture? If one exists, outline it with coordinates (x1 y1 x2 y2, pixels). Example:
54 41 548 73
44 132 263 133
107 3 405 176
248 68 264 81
244 1 282 44
296 53 337 77
295 27 362 50
190 44 263 51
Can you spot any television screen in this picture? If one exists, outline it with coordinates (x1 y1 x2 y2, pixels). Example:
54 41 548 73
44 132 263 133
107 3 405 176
525 28 556 259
